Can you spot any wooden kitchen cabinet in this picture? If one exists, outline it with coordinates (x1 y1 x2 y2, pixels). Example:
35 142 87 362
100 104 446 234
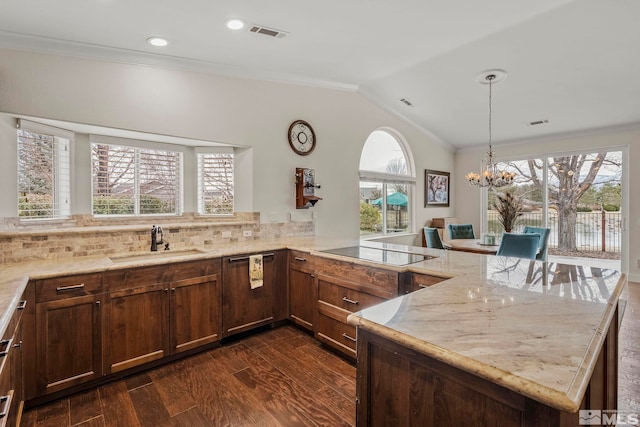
35 293 103 395
0 296 27 427
314 257 398 358
170 272 221 354
103 259 222 373
288 250 316 331
401 272 447 294
222 250 286 337
34 273 104 396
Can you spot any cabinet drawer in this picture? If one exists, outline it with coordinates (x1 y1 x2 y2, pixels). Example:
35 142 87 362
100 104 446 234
36 273 103 302
404 273 447 294
315 257 398 297
289 250 315 273
318 280 385 313
316 312 357 357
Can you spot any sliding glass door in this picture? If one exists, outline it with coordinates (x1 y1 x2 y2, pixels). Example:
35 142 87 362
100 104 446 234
486 150 623 265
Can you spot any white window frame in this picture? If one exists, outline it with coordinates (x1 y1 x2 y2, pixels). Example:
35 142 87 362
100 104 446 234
17 119 72 221
196 147 235 216
90 136 184 217
359 128 416 237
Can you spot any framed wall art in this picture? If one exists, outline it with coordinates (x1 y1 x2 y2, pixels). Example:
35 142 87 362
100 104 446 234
425 169 450 207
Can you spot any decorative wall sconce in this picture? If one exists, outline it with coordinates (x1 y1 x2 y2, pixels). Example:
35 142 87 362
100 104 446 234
295 168 322 209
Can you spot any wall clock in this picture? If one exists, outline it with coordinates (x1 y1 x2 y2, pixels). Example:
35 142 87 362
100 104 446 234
288 120 316 155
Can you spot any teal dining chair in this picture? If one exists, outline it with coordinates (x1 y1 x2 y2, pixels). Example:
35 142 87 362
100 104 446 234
448 224 475 239
424 227 445 249
496 233 540 260
523 226 550 261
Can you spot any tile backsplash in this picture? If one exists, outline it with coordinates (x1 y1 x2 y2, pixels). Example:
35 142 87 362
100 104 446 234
0 212 314 264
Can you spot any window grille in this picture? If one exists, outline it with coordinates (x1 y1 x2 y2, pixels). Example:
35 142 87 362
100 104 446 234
17 129 71 219
198 153 234 215
92 143 182 215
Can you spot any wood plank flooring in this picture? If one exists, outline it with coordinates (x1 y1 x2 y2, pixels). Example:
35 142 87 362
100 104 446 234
22 281 640 426
21 327 356 427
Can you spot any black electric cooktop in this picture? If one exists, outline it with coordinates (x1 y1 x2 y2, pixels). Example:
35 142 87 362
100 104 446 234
320 246 433 266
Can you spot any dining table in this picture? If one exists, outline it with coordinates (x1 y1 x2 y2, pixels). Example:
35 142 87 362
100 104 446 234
443 238 500 255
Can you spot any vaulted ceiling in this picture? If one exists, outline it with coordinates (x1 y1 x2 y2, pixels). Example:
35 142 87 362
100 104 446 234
2 0 639 148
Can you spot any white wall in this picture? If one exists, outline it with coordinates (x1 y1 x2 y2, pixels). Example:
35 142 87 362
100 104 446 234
0 48 454 239
454 127 640 281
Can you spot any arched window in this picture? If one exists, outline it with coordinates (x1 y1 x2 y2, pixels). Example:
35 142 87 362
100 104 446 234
359 129 415 236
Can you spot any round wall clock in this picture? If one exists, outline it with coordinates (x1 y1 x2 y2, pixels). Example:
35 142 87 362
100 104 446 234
288 120 316 155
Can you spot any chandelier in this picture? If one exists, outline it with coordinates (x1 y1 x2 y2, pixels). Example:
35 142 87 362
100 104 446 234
466 70 516 188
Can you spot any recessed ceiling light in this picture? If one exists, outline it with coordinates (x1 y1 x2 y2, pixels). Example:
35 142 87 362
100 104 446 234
147 37 168 47
226 18 246 30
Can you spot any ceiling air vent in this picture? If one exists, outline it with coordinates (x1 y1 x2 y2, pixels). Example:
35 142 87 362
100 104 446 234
525 119 549 127
249 25 289 38
400 98 413 107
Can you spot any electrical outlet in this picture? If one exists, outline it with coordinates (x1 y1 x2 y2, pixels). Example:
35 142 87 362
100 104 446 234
221 231 231 238
637 259 640 269
243 230 252 237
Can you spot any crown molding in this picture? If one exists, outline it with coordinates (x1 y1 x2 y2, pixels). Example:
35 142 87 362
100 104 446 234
0 30 359 92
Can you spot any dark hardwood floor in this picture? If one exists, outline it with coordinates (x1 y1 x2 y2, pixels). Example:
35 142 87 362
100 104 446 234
22 282 640 426
21 326 356 427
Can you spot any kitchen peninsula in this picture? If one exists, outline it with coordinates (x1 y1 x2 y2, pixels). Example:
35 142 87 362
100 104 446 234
348 253 626 426
0 236 626 426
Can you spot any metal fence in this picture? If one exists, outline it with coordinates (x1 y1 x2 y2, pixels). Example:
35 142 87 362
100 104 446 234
487 211 622 253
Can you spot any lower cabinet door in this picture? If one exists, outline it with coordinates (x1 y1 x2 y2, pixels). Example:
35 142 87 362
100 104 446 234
35 294 103 395
315 300 358 358
170 274 221 353
104 284 168 374
222 253 278 337
289 266 316 331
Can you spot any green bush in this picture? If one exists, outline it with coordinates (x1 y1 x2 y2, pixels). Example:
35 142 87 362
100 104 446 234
93 195 134 215
360 202 381 232
19 194 53 218
577 206 592 212
603 204 619 212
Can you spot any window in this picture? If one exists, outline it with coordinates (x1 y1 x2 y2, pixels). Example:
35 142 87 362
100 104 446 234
359 129 414 236
17 126 71 220
197 152 234 215
92 143 182 215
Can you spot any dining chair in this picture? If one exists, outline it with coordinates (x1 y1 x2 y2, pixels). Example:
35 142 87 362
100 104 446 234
424 227 445 249
496 233 540 260
448 224 475 239
523 226 550 261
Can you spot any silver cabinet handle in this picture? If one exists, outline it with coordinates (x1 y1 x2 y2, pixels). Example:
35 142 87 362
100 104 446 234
56 283 85 292
13 341 22 349
0 393 11 418
342 297 359 305
0 339 12 357
228 253 275 262
342 333 356 342
418 284 428 289
17 300 27 310
294 257 307 262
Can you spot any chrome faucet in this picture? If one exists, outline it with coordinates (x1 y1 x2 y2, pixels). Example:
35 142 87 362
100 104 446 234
151 225 163 251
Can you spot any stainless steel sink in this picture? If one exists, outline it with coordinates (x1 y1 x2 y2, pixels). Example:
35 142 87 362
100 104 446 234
109 248 207 263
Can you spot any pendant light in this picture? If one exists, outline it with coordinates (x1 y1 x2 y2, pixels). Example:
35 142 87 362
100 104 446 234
466 70 515 188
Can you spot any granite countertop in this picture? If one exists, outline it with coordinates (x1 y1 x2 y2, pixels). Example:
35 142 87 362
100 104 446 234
0 236 627 413
347 254 627 413
0 236 355 339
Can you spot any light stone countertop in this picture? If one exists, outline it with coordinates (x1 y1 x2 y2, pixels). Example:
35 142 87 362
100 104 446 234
0 236 626 413
347 254 627 413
